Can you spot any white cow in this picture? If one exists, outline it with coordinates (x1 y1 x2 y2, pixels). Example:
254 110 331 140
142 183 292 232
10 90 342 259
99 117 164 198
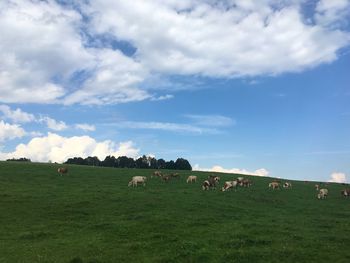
186 175 197 183
221 180 238 191
128 176 147 187
317 188 328 199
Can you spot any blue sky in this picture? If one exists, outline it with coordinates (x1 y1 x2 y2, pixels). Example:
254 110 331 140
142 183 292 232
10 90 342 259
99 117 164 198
0 0 349 183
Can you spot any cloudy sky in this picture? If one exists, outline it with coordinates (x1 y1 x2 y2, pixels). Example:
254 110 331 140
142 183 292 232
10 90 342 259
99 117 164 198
0 0 349 182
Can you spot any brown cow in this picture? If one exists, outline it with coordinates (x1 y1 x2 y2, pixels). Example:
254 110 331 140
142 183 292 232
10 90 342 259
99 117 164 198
161 174 172 182
202 176 220 190
152 170 162 178
242 179 252 188
57 167 68 176
269 182 279 190
170 173 180 179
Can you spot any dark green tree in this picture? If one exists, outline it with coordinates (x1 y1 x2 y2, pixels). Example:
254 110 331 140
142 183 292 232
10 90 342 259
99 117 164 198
175 158 192 170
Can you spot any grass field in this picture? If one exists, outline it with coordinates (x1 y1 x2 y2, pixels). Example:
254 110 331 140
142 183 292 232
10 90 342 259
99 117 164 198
0 161 350 263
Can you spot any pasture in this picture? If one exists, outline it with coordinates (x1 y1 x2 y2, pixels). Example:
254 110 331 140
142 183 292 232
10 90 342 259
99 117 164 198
0 161 350 263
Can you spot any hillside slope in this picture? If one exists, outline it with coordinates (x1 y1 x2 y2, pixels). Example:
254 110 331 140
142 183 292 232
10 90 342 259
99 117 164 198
0 161 349 263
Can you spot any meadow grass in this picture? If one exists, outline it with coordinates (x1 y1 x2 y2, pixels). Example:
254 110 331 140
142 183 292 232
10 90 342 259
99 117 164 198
0 161 350 263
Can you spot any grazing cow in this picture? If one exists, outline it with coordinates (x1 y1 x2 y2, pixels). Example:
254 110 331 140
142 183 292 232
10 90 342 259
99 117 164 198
242 179 252 188
269 182 280 190
341 189 350 197
170 173 180 179
152 171 162 178
315 184 320 191
236 177 244 186
161 174 172 182
128 176 147 187
283 182 292 189
317 188 328 199
202 176 220 190
57 167 68 176
186 175 197 183
221 180 238 191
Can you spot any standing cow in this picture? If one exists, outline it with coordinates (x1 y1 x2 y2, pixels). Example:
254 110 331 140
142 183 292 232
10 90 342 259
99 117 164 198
128 176 147 187
186 175 197 183
152 171 162 178
221 180 238 191
317 188 328 199
57 167 68 176
269 182 280 190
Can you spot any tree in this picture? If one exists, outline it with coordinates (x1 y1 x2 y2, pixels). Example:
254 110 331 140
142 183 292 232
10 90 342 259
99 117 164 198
148 156 158 169
85 156 100 166
175 158 192 170
102 155 117 167
157 158 166 169
165 160 176 169
135 155 149 169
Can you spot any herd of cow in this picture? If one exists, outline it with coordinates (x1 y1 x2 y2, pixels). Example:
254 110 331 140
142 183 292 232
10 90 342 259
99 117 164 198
57 167 350 199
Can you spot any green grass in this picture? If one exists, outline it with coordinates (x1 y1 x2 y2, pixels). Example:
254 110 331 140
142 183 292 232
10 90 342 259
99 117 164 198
1 161 350 263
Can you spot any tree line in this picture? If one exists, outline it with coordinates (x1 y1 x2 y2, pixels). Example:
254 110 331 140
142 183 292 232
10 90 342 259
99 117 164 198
64 155 192 170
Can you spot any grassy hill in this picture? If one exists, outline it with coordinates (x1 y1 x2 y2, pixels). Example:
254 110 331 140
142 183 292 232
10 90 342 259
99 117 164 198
0 161 349 263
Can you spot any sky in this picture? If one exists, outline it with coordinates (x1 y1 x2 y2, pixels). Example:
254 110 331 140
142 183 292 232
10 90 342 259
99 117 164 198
0 0 349 183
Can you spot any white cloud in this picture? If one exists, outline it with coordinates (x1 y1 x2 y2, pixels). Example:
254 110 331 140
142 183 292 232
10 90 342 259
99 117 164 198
0 120 26 141
64 49 150 105
88 0 350 77
193 164 269 176
0 0 149 105
117 121 220 134
0 0 91 103
329 172 347 183
0 0 349 105
315 0 350 27
0 105 35 123
39 117 68 131
75 124 96 132
0 132 140 163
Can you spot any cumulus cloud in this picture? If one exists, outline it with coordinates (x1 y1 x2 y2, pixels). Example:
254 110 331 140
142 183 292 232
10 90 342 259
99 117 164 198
88 0 350 77
329 172 347 183
315 0 350 27
0 105 35 123
193 164 269 176
0 0 149 105
0 0 349 105
0 133 140 163
0 120 26 141
64 49 150 105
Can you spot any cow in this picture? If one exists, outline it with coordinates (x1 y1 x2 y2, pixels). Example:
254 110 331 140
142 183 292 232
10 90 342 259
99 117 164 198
170 173 180 179
283 182 292 189
186 175 197 183
57 167 68 176
128 176 147 187
236 177 244 186
269 182 280 190
317 188 328 199
221 180 238 191
152 171 162 178
341 189 350 197
161 174 172 182
242 179 252 188
208 175 220 182
202 176 220 190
